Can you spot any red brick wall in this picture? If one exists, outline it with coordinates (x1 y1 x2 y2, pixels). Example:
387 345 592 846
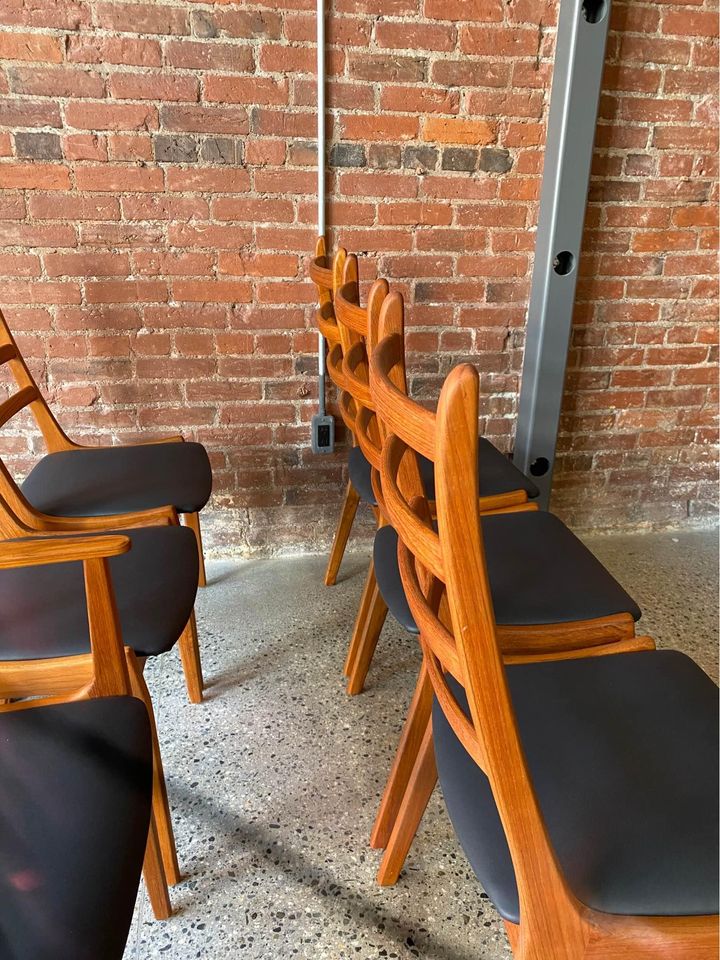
0 0 717 553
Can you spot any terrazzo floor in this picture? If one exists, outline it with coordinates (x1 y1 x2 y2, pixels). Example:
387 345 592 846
124 527 718 960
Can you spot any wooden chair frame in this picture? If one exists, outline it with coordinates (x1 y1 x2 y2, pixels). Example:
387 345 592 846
378 361 717 959
309 236 364 587
0 306 208 587
366 289 651 886
0 327 204 704
0 526 173 920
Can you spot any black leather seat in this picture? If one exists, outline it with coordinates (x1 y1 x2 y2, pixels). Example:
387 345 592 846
348 439 539 509
0 697 152 960
433 650 719 922
21 442 212 517
374 511 641 634
0 526 198 660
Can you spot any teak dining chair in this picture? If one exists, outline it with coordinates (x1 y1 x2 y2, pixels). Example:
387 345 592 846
0 695 154 959
309 236 379 586
0 492 198 897
330 251 539 696
380 361 719 959
0 530 171 926
0 306 213 587
364 286 652 884
0 336 205 705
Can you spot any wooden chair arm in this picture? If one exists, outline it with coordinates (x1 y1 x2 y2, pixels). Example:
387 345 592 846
29 504 180 532
61 434 185 451
0 533 130 570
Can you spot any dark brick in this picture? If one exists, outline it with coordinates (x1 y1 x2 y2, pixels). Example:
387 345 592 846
15 131 62 160
154 134 198 162
368 143 401 169
442 147 478 172
403 145 438 171
192 11 218 38
201 137 238 164
479 147 513 173
329 142 366 168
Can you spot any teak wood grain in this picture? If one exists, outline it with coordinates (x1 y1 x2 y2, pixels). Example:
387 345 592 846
374 357 717 958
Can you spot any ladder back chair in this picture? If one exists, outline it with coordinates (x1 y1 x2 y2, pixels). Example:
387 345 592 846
0 491 198 895
333 253 540 697
0 340 205 705
0 306 212 588
309 236 378 586
380 360 719 959
0 529 171 924
366 288 652 885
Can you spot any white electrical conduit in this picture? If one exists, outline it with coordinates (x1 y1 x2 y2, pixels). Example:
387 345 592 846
316 0 326 418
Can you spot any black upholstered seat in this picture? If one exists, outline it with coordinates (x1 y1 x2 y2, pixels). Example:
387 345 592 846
348 445 378 506
374 511 641 634
21 442 212 517
349 438 538 508
0 697 152 960
0 526 198 660
433 650 719 923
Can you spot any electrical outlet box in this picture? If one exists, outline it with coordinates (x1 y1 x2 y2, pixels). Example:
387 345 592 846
311 413 335 454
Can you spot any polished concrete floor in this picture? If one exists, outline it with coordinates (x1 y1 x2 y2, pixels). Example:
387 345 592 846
124 527 718 959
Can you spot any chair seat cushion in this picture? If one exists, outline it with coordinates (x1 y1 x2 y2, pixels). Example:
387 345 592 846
0 526 198 660
433 650 719 922
374 511 641 634
348 445 377 506
420 438 538 502
0 697 152 960
22 441 212 517
349 440 539 508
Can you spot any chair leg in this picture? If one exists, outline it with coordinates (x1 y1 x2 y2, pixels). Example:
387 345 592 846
178 611 204 704
346 577 388 696
343 558 378 677
183 511 207 588
325 482 360 586
376 719 437 886
127 652 182 886
142 812 172 920
370 660 434 849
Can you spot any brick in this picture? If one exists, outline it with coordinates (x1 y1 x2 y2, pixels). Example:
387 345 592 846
63 133 108 161
341 113 418 141
348 53 427 82
423 117 497 145
403 145 439 171
44 252 130 277
424 0 503 21
75 165 163 193
67 35 162 67
329 143 366 168
0 164 69 190
161 104 248 135
173 281 253 303
85 280 168 304
154 134 198 163
65 102 158 131
165 40 253 72
9 65 106 98
368 144 402 169
166 168 251 193
0 32 62 62
14 131 62 160
95 2 188 35
109 73 199 102
441 147 478 172
204 75 287 106
479 147 513 173
375 20 456 50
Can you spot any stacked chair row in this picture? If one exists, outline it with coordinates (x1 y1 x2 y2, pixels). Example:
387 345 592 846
311 238 719 958
0 306 213 959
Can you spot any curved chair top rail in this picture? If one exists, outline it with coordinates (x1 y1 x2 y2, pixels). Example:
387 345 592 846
309 257 333 292
342 340 372 409
334 282 369 337
370 333 435 464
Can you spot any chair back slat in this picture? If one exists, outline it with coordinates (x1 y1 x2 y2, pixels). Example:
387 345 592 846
0 344 18 366
0 385 40 428
335 282 369 337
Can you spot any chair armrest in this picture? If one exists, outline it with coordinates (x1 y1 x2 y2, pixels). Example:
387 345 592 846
28 504 179 532
0 534 131 570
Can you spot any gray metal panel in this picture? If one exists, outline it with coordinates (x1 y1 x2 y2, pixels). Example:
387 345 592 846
514 0 612 508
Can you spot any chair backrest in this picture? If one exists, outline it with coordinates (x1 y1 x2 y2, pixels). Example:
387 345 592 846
0 495 133 704
371 314 580 943
0 307 75 455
